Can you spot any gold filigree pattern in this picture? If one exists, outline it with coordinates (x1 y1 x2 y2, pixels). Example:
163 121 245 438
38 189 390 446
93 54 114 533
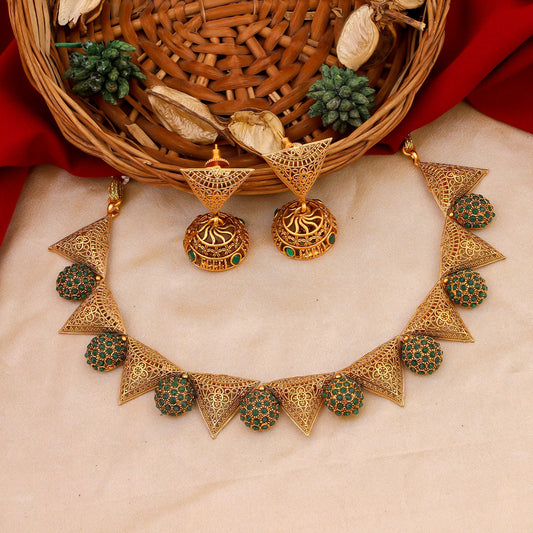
60 281 126 335
183 212 249 271
189 373 260 438
266 373 333 436
119 338 182 404
49 215 111 277
341 338 404 406
418 162 488 214
263 139 331 202
402 281 473 342
180 166 254 214
271 199 337 260
440 217 505 278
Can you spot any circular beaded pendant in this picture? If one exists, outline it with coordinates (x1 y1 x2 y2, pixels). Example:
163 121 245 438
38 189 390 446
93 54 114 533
85 333 128 372
154 375 195 416
56 263 97 300
452 193 495 229
445 269 488 308
239 389 280 431
322 375 364 417
401 335 443 375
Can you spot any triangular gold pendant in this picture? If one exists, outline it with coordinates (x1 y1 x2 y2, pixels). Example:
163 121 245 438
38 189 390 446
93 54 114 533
266 373 333 436
119 338 182 404
180 167 254 213
60 281 126 335
440 217 505 278
341 338 404 406
263 138 331 200
188 373 260 439
402 282 473 342
49 215 111 278
418 162 488 214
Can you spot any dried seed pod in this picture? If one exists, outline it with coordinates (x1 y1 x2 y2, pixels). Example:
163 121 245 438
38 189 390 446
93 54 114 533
147 85 222 145
336 5 380 72
364 22 397 68
228 111 285 155
393 0 425 9
57 0 104 26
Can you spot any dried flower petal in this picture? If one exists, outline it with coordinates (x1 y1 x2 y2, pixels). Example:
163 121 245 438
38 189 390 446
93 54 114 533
57 0 103 26
147 85 220 145
336 5 380 72
228 111 285 155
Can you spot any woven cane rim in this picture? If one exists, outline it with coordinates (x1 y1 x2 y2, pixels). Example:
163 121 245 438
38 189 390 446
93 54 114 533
8 0 449 194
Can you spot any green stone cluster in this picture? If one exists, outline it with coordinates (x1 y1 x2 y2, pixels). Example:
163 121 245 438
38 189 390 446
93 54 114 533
401 335 442 375
307 65 375 133
452 193 494 229
56 263 97 300
62 40 146 105
445 269 487 308
85 332 127 372
154 375 196 416
322 375 363 417
239 389 280 431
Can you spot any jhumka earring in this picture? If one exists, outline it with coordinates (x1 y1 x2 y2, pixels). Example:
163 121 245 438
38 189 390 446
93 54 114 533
179 146 254 272
263 137 337 260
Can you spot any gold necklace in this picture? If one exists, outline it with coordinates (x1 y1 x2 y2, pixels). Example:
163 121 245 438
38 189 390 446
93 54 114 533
49 138 504 438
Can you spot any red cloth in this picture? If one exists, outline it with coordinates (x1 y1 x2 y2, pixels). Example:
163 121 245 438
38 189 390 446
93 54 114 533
1 0 532 246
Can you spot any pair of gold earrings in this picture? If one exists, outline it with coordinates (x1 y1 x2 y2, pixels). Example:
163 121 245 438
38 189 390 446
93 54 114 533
180 138 338 272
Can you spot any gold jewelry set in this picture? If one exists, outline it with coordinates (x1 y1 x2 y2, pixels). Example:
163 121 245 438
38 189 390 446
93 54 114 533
49 137 504 438
181 137 337 271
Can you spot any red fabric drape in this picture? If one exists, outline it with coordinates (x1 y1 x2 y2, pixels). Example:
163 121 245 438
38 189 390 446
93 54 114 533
1 1 532 246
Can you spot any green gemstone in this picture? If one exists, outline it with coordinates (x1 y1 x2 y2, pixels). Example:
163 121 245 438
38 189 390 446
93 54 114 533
231 254 241 266
187 250 196 262
285 247 295 258
328 233 336 245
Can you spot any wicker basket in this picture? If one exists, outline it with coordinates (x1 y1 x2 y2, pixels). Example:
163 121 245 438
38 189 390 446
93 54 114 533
8 0 448 193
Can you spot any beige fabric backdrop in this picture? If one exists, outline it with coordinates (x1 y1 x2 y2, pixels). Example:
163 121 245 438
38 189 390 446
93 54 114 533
1 102 532 532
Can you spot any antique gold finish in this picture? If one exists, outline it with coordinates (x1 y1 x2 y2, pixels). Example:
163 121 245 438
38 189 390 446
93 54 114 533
49 137 506 438
119 337 182 404
402 281 473 342
440 217 505 278
402 136 420 166
180 147 254 272
266 373 333 436
60 281 126 335
263 138 337 260
49 215 111 278
188 373 260 439
342 338 404 406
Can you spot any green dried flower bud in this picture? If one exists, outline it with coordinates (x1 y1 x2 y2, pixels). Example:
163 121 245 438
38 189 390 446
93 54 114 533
306 64 375 132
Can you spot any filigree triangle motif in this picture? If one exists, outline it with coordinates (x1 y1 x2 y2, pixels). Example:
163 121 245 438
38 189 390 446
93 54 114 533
49 215 111 277
180 167 254 213
263 139 331 201
341 338 404 406
418 161 488 214
119 338 182 404
266 373 333 436
440 217 505 278
60 281 126 335
402 281 473 342
188 373 260 439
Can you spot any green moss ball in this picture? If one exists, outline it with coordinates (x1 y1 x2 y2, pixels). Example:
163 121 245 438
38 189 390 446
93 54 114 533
85 332 127 372
239 389 280 431
322 375 363 417
401 335 443 375
445 269 488 308
56 263 97 300
154 375 195 417
452 194 494 229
